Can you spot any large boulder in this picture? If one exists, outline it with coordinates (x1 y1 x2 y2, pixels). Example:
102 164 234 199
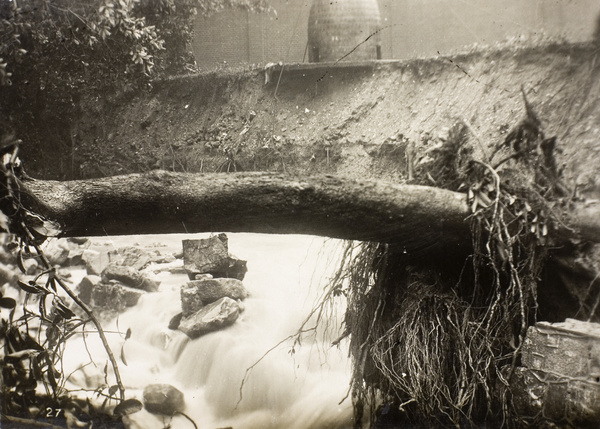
521 319 600 377
178 297 241 339
508 319 600 426
81 249 111 276
88 281 145 311
182 234 228 273
180 284 204 317
43 240 70 266
142 384 185 415
182 234 247 280
77 275 102 305
108 246 174 271
77 275 145 313
101 264 160 292
180 278 249 316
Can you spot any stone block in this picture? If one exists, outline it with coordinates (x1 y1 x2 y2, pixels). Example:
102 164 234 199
178 297 240 339
77 275 102 305
108 246 170 271
510 319 600 425
101 264 160 292
90 281 145 312
508 366 600 425
143 384 185 415
182 234 247 280
522 319 600 379
183 234 229 274
181 278 248 316
82 249 111 276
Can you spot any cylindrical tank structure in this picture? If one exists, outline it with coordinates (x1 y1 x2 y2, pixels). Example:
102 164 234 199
308 0 382 63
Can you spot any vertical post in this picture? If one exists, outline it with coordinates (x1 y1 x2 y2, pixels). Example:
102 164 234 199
246 9 251 63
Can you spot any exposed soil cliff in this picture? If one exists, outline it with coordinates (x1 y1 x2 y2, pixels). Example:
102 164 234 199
44 41 599 202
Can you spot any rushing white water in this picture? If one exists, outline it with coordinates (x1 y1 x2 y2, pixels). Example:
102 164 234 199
61 233 354 429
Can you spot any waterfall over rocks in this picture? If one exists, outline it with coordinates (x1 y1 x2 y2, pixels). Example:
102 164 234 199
60 233 352 429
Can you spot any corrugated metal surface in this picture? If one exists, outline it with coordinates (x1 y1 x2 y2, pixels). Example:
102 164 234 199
308 0 382 62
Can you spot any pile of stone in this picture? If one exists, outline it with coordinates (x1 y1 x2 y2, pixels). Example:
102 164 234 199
169 234 249 340
0 237 92 283
77 264 161 318
80 243 177 276
75 244 175 319
2 232 250 335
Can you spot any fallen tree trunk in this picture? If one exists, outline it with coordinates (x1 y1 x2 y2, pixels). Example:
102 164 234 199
19 171 471 248
13 171 600 247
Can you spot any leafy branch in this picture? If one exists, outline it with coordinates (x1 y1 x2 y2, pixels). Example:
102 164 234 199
0 143 142 423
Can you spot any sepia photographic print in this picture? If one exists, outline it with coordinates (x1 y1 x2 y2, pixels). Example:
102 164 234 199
1 1 600 428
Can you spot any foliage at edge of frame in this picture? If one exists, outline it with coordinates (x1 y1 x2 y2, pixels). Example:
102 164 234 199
0 143 142 427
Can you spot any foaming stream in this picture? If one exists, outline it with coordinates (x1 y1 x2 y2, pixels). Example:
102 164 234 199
62 234 353 429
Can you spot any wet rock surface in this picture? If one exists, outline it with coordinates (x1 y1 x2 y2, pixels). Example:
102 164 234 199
181 277 248 316
178 297 241 339
101 264 160 292
183 234 247 280
175 234 250 338
81 249 111 276
64 241 176 318
109 246 176 271
142 384 185 415
77 275 145 314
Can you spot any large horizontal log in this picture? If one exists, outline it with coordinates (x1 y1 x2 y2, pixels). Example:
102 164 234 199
19 171 471 249
16 171 600 248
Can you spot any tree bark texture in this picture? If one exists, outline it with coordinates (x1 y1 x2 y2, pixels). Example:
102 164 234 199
20 171 471 248
17 171 600 248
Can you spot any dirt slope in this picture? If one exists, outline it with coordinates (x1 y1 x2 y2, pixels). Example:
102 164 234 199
69 41 600 197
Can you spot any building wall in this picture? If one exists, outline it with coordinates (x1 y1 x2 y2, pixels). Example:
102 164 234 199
193 0 310 68
191 0 600 69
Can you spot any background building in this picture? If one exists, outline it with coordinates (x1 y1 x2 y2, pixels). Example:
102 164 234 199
191 0 600 69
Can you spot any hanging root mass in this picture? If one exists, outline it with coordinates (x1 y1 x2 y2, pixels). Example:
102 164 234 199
315 96 571 427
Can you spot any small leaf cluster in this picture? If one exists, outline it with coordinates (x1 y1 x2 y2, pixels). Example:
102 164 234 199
1 256 81 414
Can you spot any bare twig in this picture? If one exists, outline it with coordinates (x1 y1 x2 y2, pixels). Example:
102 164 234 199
29 235 125 401
236 329 313 408
175 411 199 429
